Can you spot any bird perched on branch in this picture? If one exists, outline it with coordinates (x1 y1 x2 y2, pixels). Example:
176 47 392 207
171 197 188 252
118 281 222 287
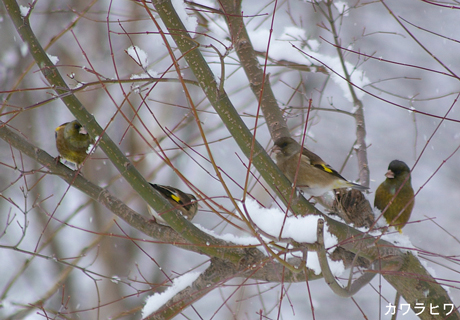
148 183 198 224
55 120 95 169
272 137 368 197
374 160 414 232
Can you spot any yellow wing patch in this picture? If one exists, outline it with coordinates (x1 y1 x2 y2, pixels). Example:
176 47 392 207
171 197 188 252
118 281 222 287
171 194 181 203
320 164 333 173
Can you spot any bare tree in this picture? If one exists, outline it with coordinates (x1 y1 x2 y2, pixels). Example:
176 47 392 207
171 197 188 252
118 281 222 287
1 0 459 319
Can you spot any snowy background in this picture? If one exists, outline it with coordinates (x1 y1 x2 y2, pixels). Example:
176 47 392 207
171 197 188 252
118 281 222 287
1 0 459 319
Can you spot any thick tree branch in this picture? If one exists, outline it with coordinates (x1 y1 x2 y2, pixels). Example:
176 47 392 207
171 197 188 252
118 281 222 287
219 0 290 141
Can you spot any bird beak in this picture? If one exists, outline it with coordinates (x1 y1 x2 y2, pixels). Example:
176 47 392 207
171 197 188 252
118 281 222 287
272 145 281 154
385 170 394 179
79 127 88 135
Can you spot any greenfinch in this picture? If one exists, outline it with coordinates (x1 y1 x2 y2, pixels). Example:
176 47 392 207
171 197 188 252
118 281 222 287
374 160 414 232
55 120 95 169
148 183 198 224
273 137 368 197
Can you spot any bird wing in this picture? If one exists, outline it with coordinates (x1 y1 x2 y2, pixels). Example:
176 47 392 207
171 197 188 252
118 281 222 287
152 184 182 204
301 147 347 180
374 183 391 211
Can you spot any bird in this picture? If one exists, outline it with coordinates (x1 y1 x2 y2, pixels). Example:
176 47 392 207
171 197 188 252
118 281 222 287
272 137 368 197
374 160 414 232
148 183 198 224
55 120 95 169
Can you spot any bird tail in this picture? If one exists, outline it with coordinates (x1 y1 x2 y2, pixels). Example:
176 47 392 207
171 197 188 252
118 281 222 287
348 182 369 191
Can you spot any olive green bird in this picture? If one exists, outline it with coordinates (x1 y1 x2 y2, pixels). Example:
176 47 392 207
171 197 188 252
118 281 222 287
148 183 198 224
273 137 368 197
55 120 95 169
374 160 414 232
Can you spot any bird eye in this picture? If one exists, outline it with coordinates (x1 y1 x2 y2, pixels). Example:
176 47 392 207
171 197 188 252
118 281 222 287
74 123 80 130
